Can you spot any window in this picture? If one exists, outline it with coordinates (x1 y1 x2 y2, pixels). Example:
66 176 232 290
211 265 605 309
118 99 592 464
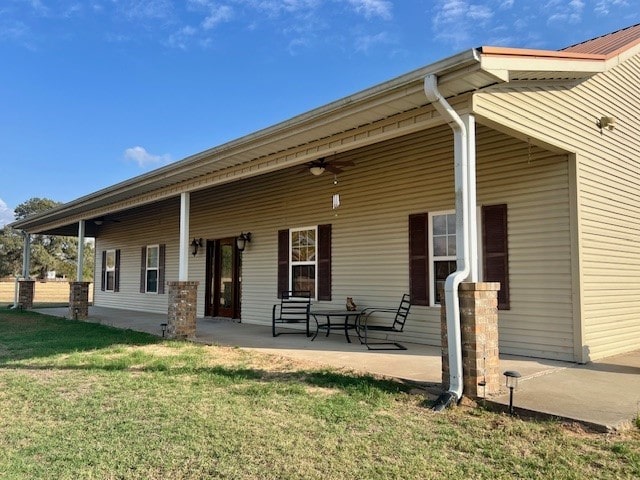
408 205 510 310
105 250 116 292
145 245 159 293
139 244 166 294
278 225 331 301
101 249 120 292
429 212 457 305
290 227 317 297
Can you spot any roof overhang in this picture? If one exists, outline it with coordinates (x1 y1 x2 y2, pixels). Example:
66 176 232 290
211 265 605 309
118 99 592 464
10 45 613 235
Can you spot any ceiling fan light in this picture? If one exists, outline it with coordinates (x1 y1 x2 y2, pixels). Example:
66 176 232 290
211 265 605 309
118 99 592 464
309 166 325 176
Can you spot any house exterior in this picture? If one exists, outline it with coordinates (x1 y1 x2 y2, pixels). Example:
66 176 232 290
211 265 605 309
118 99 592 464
11 24 640 364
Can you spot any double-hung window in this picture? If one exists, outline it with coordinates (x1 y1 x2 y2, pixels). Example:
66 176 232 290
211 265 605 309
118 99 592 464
429 211 457 305
145 245 159 293
409 204 509 309
290 227 317 297
105 250 116 292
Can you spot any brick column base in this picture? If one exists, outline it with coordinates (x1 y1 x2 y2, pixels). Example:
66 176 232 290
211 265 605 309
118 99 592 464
167 281 199 340
18 280 35 310
69 282 91 319
441 282 501 398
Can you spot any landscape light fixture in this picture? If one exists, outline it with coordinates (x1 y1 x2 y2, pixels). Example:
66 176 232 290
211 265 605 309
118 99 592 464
190 238 203 256
236 232 252 252
503 370 522 415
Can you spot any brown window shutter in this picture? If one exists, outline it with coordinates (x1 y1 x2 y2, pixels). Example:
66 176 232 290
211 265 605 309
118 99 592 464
158 244 166 294
140 247 147 293
114 249 121 293
409 213 429 306
482 204 510 310
277 230 289 298
101 251 106 291
317 224 332 301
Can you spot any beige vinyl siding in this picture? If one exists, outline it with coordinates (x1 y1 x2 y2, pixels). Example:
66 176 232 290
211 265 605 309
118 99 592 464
476 127 573 360
94 197 180 314
187 125 572 359
474 53 640 360
92 125 572 359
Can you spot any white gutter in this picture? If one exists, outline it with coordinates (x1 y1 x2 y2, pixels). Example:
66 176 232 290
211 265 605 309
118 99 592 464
424 74 470 407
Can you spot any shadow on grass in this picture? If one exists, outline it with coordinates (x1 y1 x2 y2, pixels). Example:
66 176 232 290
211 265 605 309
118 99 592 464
0 309 413 397
0 309 160 363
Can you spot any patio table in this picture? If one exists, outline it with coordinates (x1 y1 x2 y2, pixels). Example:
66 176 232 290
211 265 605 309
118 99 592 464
310 309 363 343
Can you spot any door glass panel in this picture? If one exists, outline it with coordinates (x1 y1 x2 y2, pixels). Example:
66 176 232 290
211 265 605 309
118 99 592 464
219 243 233 308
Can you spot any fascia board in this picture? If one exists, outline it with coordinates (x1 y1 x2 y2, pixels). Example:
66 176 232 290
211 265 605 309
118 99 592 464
480 54 606 78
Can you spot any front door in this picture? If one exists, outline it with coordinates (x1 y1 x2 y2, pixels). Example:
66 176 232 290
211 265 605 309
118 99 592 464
205 238 241 318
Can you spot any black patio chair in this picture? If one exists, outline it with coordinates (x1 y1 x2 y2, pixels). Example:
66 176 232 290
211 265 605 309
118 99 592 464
357 294 411 350
272 290 311 337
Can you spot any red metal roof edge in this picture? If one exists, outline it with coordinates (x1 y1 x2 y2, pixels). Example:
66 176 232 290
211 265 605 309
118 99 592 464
479 46 606 61
482 23 640 61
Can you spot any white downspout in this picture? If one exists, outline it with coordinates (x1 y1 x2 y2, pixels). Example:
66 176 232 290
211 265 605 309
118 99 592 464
424 74 470 407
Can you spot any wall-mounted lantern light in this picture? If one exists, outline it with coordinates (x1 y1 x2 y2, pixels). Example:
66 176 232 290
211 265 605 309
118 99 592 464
503 370 522 415
597 116 616 132
191 238 203 256
236 232 252 252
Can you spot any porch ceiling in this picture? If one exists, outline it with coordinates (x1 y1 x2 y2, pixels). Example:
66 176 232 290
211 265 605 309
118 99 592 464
11 45 610 236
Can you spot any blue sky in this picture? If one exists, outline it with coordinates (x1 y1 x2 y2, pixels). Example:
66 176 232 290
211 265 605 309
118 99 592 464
1 0 639 226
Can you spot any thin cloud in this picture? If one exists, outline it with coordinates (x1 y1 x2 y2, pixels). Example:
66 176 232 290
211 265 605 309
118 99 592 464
118 0 175 21
166 25 197 49
346 0 393 20
0 198 15 228
202 5 233 29
432 0 496 48
595 0 629 15
124 146 172 168
546 0 584 24
354 31 392 53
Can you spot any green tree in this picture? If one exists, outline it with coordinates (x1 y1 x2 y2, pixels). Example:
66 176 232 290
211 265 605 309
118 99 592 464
0 197 94 281
0 227 24 277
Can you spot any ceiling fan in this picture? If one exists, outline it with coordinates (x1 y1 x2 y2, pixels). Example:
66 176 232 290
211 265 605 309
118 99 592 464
92 216 121 226
302 157 355 176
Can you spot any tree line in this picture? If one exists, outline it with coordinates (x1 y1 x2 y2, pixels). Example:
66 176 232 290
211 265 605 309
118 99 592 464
0 198 94 281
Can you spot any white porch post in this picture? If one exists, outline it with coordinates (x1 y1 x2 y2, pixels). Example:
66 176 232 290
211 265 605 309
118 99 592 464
76 220 85 282
178 192 190 281
21 231 31 278
167 191 198 340
463 114 479 282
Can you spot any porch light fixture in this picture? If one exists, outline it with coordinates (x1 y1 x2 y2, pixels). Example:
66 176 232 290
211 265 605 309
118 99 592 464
309 166 325 176
503 370 522 415
597 116 616 131
236 232 252 252
191 238 203 256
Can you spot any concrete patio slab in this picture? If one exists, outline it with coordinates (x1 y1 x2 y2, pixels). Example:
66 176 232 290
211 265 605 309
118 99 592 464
33 306 640 431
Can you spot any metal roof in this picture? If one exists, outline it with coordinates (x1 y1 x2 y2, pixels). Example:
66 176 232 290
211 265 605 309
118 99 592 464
562 23 640 57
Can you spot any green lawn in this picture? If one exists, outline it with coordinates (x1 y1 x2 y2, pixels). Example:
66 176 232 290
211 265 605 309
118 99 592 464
0 310 638 479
